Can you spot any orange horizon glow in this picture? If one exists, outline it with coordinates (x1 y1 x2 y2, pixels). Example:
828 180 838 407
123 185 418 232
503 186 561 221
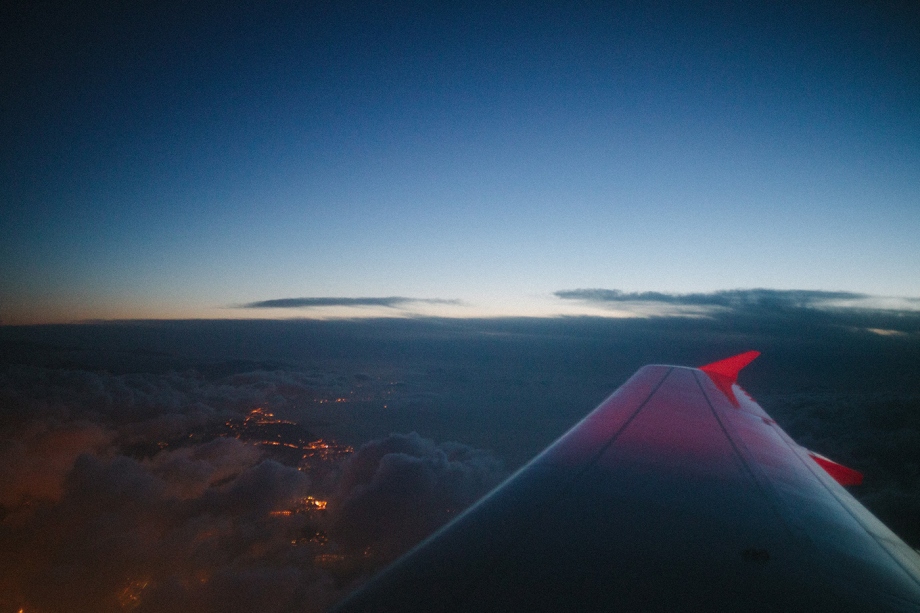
0 294 643 326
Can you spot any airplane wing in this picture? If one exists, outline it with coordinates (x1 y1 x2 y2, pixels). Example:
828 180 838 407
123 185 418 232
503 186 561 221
330 352 920 612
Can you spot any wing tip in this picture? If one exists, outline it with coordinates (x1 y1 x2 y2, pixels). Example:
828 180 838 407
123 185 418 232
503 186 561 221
699 351 760 384
698 351 760 407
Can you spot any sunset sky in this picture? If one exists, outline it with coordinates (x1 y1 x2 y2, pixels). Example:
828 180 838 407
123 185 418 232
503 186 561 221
3 1 919 323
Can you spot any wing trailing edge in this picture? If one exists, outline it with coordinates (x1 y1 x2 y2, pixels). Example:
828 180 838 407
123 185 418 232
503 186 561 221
699 352 864 486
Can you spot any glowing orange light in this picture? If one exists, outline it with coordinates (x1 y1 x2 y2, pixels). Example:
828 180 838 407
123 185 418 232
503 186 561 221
314 553 346 564
303 496 327 510
117 579 150 610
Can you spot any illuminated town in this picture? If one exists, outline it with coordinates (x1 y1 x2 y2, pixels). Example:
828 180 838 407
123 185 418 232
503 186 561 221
222 407 354 471
95 407 361 612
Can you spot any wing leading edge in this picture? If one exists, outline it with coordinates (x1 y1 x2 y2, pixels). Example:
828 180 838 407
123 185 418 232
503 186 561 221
331 354 920 612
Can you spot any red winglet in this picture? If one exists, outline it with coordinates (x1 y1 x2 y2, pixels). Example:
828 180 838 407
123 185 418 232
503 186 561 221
699 351 760 382
699 351 760 407
807 451 864 486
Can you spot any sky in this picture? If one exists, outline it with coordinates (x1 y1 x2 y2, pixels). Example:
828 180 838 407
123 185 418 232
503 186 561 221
2 0 920 323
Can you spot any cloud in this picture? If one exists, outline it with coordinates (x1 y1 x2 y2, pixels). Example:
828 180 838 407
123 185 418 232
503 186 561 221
329 432 506 562
554 288 920 333
0 364 327 428
144 437 262 499
555 288 868 309
0 419 114 506
0 367 317 612
0 427 504 612
0 362 505 613
240 297 461 309
2 451 322 613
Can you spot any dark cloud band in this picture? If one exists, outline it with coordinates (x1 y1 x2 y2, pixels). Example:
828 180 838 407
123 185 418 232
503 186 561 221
554 288 868 309
241 297 461 309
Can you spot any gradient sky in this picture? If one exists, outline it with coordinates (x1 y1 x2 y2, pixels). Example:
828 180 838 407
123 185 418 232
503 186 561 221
2 1 919 324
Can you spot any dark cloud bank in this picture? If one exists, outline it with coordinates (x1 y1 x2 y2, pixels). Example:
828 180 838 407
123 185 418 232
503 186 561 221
1 297 919 611
555 288 868 308
241 297 460 309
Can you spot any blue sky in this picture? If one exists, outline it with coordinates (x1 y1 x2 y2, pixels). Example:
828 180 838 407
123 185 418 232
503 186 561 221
2 1 919 323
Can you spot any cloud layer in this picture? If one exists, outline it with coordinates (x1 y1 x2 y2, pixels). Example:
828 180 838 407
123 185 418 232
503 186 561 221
0 365 504 613
1 317 918 612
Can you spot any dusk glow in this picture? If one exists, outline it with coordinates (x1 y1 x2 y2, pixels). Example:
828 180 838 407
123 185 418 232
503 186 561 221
2 2 919 323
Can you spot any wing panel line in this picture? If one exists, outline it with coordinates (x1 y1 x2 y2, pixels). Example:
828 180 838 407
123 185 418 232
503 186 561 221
694 369 920 604
569 366 676 480
454 366 675 608
692 370 799 541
